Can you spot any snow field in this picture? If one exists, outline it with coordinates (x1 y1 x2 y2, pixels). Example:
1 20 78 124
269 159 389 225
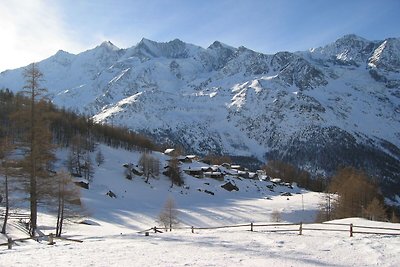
1 145 399 266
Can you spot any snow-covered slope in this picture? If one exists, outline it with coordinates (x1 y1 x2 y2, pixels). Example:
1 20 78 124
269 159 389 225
1 145 400 267
0 35 399 197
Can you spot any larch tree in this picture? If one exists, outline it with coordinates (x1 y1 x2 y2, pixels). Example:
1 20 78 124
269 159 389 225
363 197 387 221
95 149 105 166
0 135 13 234
56 171 80 237
328 167 382 220
139 151 160 183
390 210 399 223
157 197 179 231
166 156 183 187
68 134 85 177
82 152 94 182
20 63 55 236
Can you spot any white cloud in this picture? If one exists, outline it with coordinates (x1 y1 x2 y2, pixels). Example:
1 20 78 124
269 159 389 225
0 0 85 71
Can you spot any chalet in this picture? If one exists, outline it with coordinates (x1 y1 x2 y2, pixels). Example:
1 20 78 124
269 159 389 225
204 171 224 180
221 163 231 169
186 155 198 161
123 163 143 176
256 170 266 176
270 178 282 184
237 170 249 179
201 166 220 172
178 155 198 163
183 167 204 178
256 170 267 180
248 172 258 180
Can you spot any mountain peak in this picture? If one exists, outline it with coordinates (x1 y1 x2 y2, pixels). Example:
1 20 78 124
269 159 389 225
307 34 377 64
208 41 236 51
55 49 73 56
133 37 192 59
99 41 119 50
331 34 373 50
138 37 155 45
336 34 368 43
368 37 400 71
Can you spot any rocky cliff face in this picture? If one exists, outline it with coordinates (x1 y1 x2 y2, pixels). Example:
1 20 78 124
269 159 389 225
1 34 399 198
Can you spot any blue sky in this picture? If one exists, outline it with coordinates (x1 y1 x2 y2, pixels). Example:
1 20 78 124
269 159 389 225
1 0 399 71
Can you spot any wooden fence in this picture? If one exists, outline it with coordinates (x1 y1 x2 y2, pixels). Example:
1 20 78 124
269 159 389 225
0 234 83 249
142 221 400 238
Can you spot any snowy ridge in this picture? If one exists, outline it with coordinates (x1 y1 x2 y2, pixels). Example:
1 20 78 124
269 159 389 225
0 34 399 198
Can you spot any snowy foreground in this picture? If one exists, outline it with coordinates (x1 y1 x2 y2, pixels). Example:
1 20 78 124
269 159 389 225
1 145 400 266
1 218 400 267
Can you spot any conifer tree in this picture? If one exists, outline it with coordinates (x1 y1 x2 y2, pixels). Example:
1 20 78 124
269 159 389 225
0 136 13 234
363 198 387 221
167 156 183 187
390 210 399 223
328 167 382 220
19 63 55 236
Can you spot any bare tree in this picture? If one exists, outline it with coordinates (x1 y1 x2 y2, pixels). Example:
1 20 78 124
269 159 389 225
328 167 381 219
68 134 85 177
390 210 399 223
157 197 179 231
363 197 387 221
0 136 13 234
271 209 282 222
166 156 183 187
316 192 335 222
56 171 80 237
139 151 160 183
82 152 94 182
95 149 105 166
1 163 10 234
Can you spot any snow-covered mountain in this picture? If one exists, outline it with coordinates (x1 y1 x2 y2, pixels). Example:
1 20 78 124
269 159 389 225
1 34 399 197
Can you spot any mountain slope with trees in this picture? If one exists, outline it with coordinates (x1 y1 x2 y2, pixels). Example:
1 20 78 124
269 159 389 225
0 35 399 201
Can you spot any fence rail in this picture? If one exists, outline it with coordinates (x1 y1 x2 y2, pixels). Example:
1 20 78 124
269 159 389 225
0 233 83 249
143 221 400 238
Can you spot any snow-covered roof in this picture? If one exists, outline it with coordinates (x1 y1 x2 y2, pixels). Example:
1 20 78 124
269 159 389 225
164 148 175 154
248 172 257 178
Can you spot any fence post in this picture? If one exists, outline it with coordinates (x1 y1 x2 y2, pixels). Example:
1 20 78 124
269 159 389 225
299 222 303 235
154 226 157 233
7 238 12 249
350 223 353 237
191 226 194 234
49 233 54 245
250 222 253 232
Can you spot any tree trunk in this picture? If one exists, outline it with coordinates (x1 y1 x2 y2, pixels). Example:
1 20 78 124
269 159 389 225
56 179 61 236
1 174 9 234
59 185 65 237
29 170 37 236
29 65 37 237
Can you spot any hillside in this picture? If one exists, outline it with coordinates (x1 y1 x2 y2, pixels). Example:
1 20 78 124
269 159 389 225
0 34 399 199
1 144 400 266
59 144 321 227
